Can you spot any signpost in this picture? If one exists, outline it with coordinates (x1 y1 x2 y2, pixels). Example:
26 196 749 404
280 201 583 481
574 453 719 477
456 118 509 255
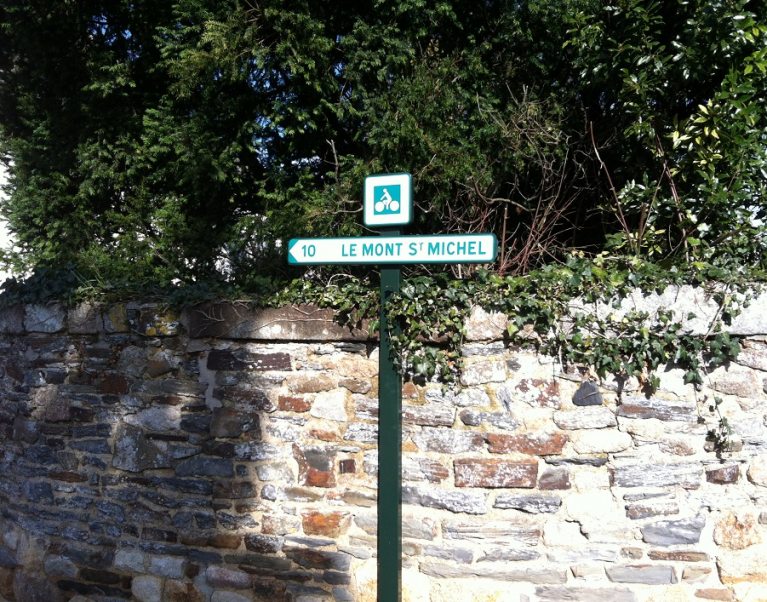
288 234 497 265
288 174 497 601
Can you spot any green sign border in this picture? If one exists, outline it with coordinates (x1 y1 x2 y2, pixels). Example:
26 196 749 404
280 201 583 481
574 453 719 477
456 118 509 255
288 233 498 265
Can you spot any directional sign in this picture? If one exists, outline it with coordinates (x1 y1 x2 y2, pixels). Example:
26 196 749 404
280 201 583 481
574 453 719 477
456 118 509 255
288 233 497 265
364 173 412 227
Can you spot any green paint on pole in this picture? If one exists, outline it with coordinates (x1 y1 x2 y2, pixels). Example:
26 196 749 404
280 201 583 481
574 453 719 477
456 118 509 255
377 231 402 602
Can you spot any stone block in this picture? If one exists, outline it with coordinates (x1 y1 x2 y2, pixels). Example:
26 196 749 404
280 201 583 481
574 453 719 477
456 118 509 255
616 397 697 422
310 389 348 422
402 485 487 515
706 464 739 484
412 427 484 453
570 429 633 454
206 566 252 589
553 406 616 430
464 306 508 341
641 516 705 546
459 359 507 386
747 456 767 486
13 571 68 602
25 304 66 333
175 456 234 478
536 586 637 601
402 404 455 427
611 462 702 489
183 303 370 341
302 511 350 538
572 381 603 406
606 565 677 585
713 512 762 550
486 431 567 455
0 304 25 333
717 547 767 584
454 458 537 488
420 561 566 584
494 493 561 513
443 519 540 546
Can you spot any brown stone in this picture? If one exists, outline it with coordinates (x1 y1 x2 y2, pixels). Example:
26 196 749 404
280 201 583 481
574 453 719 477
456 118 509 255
302 511 350 537
694 589 735 601
487 432 567 456
294 444 336 488
538 468 571 490
310 428 340 442
648 551 709 562
706 464 739 484
0 568 13 601
339 459 356 474
278 395 312 412
48 471 88 482
454 459 537 488
286 374 336 393
682 566 712 582
164 580 205 602
339 378 371 394
402 381 420 399
99 373 129 395
714 512 762 550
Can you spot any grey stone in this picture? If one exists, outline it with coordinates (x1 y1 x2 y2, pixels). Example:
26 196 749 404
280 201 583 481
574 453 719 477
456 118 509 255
68 303 102 334
730 289 767 335
132 574 167 602
546 548 619 563
611 462 701 489
412 427 484 453
617 396 697 422
0 304 25 333
343 422 378 443
536 586 637 601
402 485 486 515
13 571 67 602
423 545 474 564
114 548 148 573
606 564 677 584
0 546 16 568
442 519 540 547
206 566 252 589
43 555 78 578
641 516 705 546
402 456 449 483
112 424 171 472
148 554 187 578
420 561 567 584
479 547 540 562
573 381 603 406
176 456 234 478
125 406 182 432
25 304 66 333
402 404 455 427
494 493 562 514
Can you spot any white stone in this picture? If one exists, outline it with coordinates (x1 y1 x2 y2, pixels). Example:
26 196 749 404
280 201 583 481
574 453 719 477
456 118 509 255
125 406 182 432
730 289 767 335
543 520 588 547
132 575 163 602
570 429 633 454
565 491 620 522
465 306 508 342
747 456 767 487
553 407 616 430
114 548 147 573
310 389 348 422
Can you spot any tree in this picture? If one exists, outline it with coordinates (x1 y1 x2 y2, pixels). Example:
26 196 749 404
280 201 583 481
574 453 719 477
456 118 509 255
0 0 765 292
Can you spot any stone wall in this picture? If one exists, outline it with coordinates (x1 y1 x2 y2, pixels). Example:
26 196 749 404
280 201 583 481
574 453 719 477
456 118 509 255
0 294 765 602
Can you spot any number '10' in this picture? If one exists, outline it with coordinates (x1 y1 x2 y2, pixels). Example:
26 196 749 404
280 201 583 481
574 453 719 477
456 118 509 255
302 244 316 257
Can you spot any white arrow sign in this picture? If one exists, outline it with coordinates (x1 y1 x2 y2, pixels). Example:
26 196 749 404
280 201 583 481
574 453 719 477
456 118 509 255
288 234 497 265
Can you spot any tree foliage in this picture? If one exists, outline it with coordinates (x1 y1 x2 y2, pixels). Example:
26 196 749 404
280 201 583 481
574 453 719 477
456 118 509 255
0 0 765 290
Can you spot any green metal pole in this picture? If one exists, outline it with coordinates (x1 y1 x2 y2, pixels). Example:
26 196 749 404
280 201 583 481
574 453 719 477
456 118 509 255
377 231 402 602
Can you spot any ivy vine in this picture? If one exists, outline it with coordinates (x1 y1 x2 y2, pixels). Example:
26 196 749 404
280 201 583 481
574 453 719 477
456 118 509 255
277 255 757 453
